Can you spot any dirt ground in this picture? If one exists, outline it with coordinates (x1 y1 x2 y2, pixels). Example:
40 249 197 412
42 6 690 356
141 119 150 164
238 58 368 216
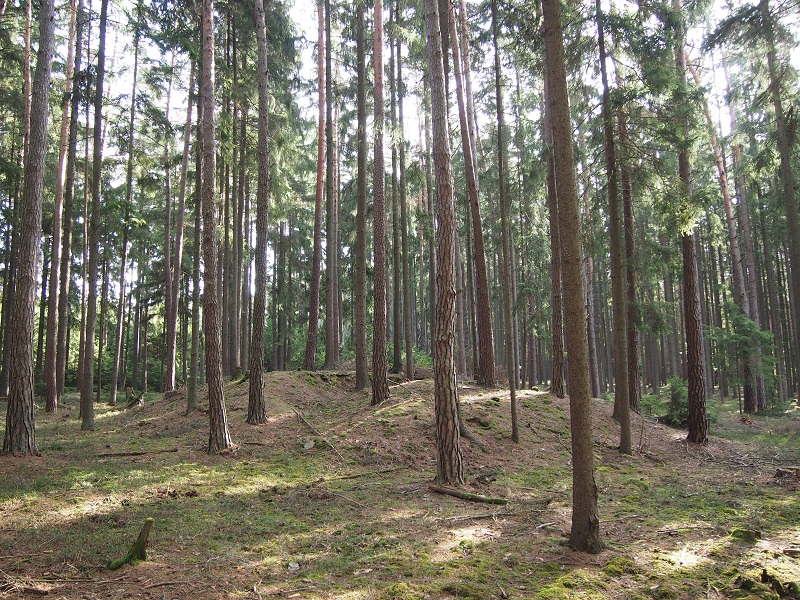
1 371 799 599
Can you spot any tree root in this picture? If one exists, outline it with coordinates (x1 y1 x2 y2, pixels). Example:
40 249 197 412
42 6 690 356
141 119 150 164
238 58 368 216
109 518 153 570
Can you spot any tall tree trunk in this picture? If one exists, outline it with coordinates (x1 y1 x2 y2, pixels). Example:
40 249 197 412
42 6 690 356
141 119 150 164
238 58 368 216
56 0 85 404
425 0 463 485
543 81 565 398
163 52 176 392
597 0 630 453
725 62 767 409
323 0 338 370
687 55 756 412
44 0 78 412
303 0 326 371
491 0 518 442
248 0 270 422
201 0 232 452
109 13 139 407
187 87 203 415
543 0 603 552
618 113 642 407
372 0 390 405
81 0 109 431
448 2 495 387
397 17 414 381
390 20 402 375
354 0 368 390
761 0 800 403
674 0 708 443
3 0 56 455
96 258 108 401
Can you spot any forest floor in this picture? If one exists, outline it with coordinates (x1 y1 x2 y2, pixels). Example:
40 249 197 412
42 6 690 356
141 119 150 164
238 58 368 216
1 371 799 599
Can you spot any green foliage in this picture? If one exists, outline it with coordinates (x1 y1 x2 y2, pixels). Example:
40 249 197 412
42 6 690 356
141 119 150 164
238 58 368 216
664 376 689 427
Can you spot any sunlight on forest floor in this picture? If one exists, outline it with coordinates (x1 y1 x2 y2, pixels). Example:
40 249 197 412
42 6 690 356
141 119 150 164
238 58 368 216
1 371 799 598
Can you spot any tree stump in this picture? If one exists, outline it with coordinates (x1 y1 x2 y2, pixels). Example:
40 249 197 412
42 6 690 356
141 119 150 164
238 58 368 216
109 518 153 570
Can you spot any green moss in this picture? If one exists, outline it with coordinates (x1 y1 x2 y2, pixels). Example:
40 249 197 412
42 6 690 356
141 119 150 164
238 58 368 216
603 556 639 577
380 582 425 599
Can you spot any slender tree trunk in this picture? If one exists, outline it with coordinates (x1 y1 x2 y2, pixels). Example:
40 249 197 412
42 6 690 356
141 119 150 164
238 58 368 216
543 83 565 398
372 0 390 405
201 0 233 452
248 0 270 423
490 0 518 442
390 21 402 375
162 53 176 392
581 161 601 398
618 113 642 407
674 0 708 443
762 0 800 403
55 0 85 404
187 86 203 415
44 0 78 412
543 0 603 552
323 0 338 370
3 0 56 455
96 258 108 402
108 16 139 406
354 0 368 390
448 3 495 387
397 19 414 381
597 0 630 453
425 0 463 485
304 0 326 372
687 55 756 412
725 62 767 409
81 0 109 431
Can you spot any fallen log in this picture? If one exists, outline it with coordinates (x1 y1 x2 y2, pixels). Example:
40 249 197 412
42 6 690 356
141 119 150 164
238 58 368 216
428 484 509 505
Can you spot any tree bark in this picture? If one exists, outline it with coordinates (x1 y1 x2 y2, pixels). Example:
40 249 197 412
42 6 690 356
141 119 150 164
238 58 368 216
448 2 495 387
425 0 463 485
618 113 642 408
201 0 233 452
491 0 518 443
597 0 630 453
323 0 338 370
543 78 565 398
397 15 414 381
247 0 271 423
187 85 203 415
44 0 77 412
761 0 800 404
303 0 326 372
81 0 109 431
354 1 368 391
543 0 603 552
687 55 757 412
3 0 56 455
371 0 390 405
674 0 708 443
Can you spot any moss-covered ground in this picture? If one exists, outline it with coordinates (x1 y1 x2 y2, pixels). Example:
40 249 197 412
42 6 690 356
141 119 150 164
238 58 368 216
1 372 798 598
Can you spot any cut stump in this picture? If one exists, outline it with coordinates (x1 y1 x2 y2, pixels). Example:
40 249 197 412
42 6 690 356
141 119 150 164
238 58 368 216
109 517 153 570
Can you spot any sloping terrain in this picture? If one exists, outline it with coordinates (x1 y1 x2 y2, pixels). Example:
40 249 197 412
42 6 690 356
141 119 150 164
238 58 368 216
1 371 798 599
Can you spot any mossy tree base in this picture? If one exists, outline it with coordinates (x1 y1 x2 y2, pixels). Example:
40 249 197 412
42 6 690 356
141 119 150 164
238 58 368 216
109 518 153 570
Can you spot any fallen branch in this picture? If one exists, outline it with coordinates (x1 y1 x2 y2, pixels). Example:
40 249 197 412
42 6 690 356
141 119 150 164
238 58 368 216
443 511 514 522
142 580 192 590
109 518 153 570
330 492 367 508
327 466 404 481
291 407 346 462
98 448 178 458
428 484 509 505
534 522 557 531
